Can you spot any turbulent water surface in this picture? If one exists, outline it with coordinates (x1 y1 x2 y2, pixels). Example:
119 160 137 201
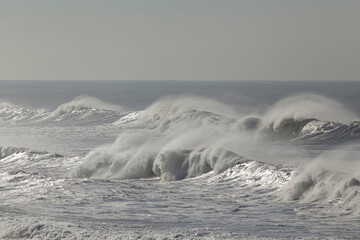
0 80 360 239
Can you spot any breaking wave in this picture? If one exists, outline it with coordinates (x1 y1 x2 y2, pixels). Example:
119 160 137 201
261 94 357 129
74 96 251 181
74 93 360 183
0 96 127 126
2 93 360 184
256 94 359 142
0 146 20 159
115 96 238 131
42 96 127 125
260 118 360 143
75 146 250 181
0 146 63 161
0 102 47 123
281 147 360 213
1 94 359 143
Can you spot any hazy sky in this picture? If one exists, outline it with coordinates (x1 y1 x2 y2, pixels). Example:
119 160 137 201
1 0 359 81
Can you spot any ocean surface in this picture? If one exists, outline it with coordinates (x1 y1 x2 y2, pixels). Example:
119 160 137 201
0 80 360 239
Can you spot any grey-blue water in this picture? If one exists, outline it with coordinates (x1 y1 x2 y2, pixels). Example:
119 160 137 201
0 80 359 239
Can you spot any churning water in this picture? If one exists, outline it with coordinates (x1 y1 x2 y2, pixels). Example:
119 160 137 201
0 80 360 239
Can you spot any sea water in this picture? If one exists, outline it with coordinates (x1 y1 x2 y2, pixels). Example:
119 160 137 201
0 80 359 239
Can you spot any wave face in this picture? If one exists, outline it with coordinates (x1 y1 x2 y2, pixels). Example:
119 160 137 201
44 96 125 125
255 94 359 143
260 118 360 143
75 146 250 181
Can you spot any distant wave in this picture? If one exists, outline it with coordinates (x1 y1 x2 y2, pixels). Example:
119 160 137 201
48 95 124 116
261 94 357 128
114 94 360 143
42 96 126 125
0 103 48 123
0 96 127 126
259 117 360 144
2 94 358 141
114 96 238 131
254 94 359 142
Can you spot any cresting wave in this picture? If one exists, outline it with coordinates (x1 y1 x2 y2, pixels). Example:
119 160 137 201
1 94 359 142
0 146 61 160
75 146 255 181
280 147 360 214
0 96 127 125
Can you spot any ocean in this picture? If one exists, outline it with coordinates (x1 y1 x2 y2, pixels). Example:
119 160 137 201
0 80 359 239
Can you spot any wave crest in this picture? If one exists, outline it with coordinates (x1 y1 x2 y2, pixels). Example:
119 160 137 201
0 96 127 125
120 96 238 131
261 94 357 130
0 146 20 159
74 143 247 181
281 147 360 213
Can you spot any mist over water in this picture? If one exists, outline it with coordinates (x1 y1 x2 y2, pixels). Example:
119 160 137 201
0 80 360 239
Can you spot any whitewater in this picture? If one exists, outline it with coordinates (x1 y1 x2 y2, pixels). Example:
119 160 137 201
0 80 360 239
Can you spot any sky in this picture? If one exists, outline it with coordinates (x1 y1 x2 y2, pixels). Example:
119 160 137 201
1 0 360 81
